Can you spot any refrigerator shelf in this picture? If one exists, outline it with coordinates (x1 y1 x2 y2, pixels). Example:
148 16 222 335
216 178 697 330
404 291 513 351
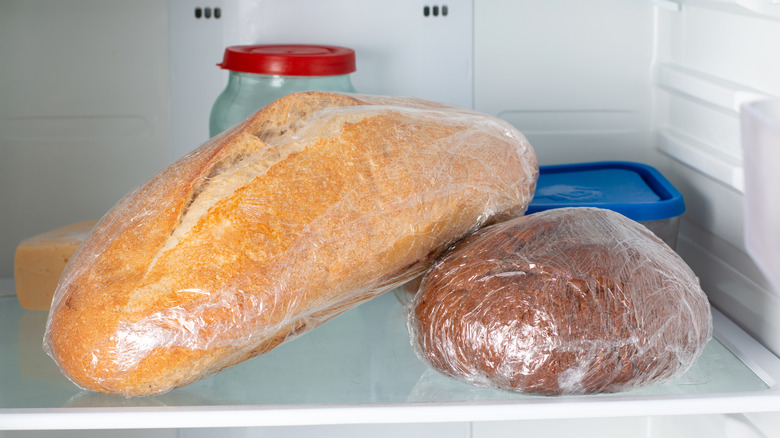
1 282 779 431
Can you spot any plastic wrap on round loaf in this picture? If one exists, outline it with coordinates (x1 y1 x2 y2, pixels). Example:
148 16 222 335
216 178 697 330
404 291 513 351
43 91 538 396
408 207 712 395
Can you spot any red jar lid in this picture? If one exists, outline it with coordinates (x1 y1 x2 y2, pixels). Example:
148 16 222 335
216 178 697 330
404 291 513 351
218 44 356 76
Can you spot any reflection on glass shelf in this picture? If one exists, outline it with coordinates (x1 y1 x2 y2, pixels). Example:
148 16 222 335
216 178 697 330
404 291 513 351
0 291 769 410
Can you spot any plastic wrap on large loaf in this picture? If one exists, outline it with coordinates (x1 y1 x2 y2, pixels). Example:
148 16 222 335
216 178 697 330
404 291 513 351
43 91 538 396
408 207 712 395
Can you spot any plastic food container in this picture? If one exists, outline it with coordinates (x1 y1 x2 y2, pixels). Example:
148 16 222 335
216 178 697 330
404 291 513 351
209 44 357 137
741 99 780 295
527 161 686 248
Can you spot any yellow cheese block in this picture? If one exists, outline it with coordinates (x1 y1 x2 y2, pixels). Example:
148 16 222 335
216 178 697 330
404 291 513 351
14 220 98 310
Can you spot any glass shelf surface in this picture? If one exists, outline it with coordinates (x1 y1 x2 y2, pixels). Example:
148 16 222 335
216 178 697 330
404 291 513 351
0 284 777 429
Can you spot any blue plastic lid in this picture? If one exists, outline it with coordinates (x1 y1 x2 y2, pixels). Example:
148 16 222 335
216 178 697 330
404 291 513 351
527 161 685 221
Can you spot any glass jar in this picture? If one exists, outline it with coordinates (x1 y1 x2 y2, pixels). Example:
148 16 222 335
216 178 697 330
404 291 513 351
209 44 357 137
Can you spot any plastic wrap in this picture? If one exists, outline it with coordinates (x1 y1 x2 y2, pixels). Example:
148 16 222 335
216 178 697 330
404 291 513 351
42 91 538 396
408 207 712 395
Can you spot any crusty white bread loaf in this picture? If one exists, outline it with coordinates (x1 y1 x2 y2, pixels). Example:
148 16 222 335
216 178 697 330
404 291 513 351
43 91 538 396
409 207 712 395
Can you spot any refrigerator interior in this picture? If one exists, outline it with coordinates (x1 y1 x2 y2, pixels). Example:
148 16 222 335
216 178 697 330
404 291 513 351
1 0 780 436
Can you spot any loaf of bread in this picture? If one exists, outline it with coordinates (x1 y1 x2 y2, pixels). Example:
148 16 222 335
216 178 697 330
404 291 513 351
408 207 712 395
43 91 538 396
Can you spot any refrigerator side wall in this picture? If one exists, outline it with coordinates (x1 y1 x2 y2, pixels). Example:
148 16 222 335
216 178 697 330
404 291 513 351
652 2 780 356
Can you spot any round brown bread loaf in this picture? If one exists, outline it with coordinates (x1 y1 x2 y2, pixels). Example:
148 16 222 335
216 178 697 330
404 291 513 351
409 207 712 395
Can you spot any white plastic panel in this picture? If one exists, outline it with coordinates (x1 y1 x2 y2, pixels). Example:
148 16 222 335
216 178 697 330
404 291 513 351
236 0 473 107
656 129 744 191
676 0 780 21
0 431 176 438
665 4 780 94
742 99 780 297
0 0 171 278
474 417 652 438
168 0 236 160
657 63 771 115
653 0 780 357
473 0 656 165
2 415 779 438
180 423 470 438
653 61 774 193
475 415 780 438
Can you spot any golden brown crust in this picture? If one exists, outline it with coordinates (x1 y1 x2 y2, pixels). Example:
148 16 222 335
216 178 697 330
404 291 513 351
410 207 712 395
44 91 537 396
